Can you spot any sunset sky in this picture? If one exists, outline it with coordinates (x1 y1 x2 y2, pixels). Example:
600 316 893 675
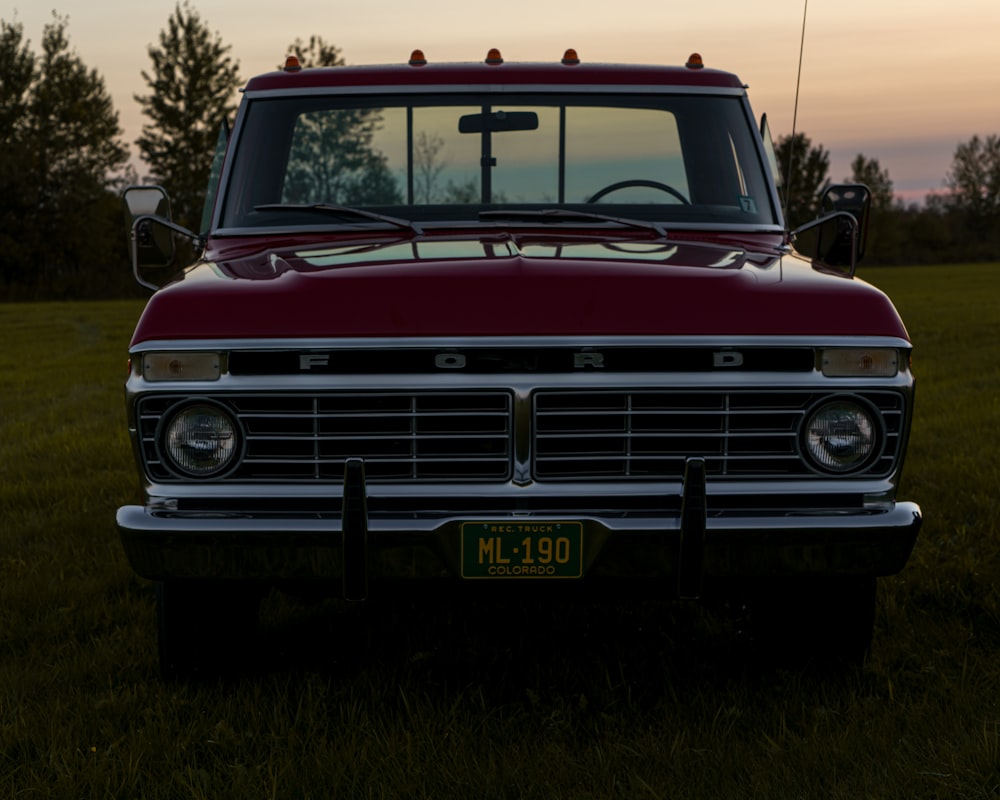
5 0 997 204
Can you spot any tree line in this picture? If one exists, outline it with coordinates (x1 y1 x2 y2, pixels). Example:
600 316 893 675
776 133 1000 266
2 4 998 300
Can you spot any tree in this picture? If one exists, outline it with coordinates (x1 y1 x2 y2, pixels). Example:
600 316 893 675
945 134 1000 220
936 134 1000 260
283 35 345 69
30 17 129 196
846 154 896 264
774 133 830 228
848 154 894 212
410 132 491 204
0 14 131 298
0 19 36 287
0 19 33 141
278 35 401 206
32 15 129 286
135 2 240 231
413 131 446 203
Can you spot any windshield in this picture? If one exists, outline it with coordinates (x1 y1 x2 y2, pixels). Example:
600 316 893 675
218 92 780 230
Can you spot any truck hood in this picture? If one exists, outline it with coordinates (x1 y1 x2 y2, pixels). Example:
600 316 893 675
130 233 910 345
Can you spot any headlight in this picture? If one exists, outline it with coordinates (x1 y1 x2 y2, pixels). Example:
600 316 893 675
803 399 879 473
161 403 239 477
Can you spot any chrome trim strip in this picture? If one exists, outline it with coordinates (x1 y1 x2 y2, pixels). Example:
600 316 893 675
209 222 787 237
136 475 902 501
117 500 922 536
243 84 748 100
128 334 914 353
126 374 916 399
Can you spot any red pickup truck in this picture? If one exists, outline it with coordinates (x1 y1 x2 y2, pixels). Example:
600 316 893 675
119 49 921 678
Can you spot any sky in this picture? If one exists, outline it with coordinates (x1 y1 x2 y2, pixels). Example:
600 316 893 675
5 0 998 204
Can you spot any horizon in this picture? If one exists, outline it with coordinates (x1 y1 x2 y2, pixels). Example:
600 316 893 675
5 0 996 205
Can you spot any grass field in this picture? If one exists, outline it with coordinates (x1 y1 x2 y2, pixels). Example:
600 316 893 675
2 263 999 798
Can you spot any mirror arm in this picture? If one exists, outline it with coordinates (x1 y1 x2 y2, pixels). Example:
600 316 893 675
791 211 860 278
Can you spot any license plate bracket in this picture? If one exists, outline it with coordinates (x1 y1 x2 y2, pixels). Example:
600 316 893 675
461 521 583 579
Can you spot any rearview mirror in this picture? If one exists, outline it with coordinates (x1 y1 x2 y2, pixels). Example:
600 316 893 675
458 110 539 133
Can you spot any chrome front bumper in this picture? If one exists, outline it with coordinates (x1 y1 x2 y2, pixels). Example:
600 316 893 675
117 460 922 599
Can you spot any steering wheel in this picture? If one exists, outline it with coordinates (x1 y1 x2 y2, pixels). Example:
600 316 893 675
586 179 689 204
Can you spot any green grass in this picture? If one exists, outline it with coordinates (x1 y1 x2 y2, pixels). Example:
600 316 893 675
2 266 999 799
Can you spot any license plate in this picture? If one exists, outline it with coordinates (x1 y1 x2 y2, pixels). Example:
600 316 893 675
461 522 583 579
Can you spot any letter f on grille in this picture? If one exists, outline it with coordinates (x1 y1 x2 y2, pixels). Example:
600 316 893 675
299 354 330 370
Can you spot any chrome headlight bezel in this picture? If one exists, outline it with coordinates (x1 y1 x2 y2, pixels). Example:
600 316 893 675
801 395 884 475
155 400 243 479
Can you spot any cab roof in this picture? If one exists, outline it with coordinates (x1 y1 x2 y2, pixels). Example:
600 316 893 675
243 51 747 93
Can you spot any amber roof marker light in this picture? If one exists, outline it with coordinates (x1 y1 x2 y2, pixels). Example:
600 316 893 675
485 48 504 65
409 49 427 67
283 55 302 72
685 53 704 69
562 48 581 66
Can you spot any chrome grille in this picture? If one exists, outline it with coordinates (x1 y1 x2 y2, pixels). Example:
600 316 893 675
138 388 904 483
533 390 904 480
139 392 513 482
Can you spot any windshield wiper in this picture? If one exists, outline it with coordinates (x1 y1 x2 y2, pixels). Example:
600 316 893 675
479 208 666 238
254 203 423 235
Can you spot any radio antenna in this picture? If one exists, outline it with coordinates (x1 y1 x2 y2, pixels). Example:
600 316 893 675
784 0 809 214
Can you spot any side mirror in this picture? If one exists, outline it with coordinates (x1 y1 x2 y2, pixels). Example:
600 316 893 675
121 185 199 290
820 184 871 262
791 184 871 277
